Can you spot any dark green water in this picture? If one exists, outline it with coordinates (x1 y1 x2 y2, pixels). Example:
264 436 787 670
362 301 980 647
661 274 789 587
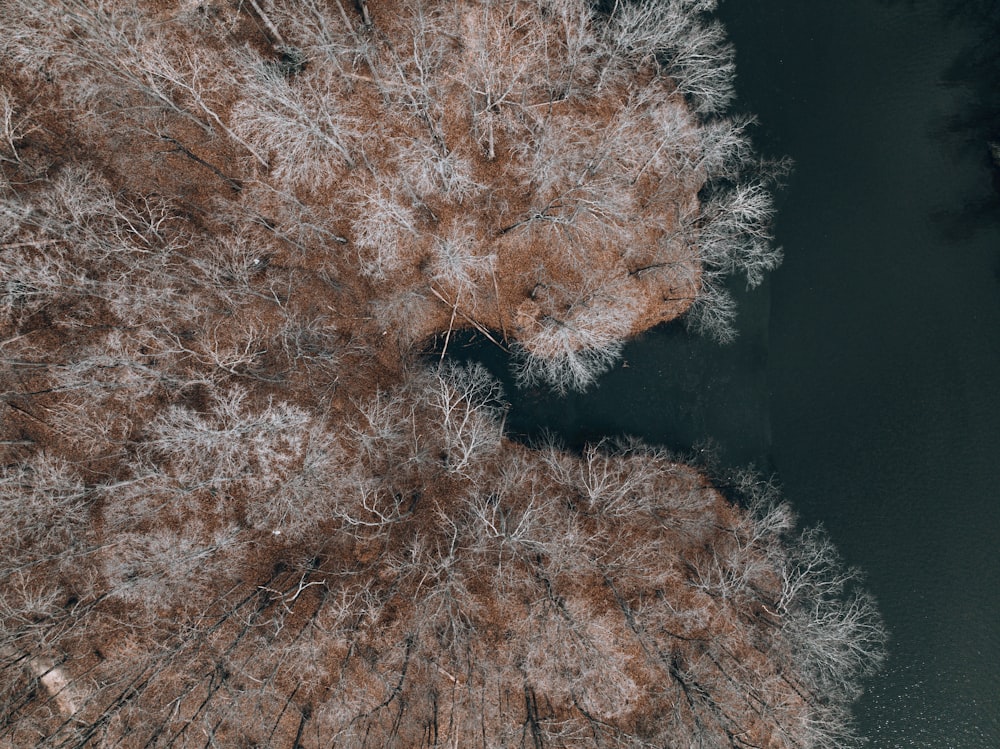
720 1 1000 746
456 1 1000 745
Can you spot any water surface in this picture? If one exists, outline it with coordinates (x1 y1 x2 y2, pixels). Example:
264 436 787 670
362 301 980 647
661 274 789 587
719 1 1000 745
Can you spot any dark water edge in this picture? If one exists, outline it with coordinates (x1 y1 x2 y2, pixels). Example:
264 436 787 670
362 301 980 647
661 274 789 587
718 1 1000 746
444 269 773 469
454 0 1000 746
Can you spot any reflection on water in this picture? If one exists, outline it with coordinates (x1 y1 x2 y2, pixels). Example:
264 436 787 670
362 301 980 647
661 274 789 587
864 662 999 747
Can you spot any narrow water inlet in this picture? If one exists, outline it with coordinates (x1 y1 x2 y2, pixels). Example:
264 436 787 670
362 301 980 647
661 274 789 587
453 1 1000 745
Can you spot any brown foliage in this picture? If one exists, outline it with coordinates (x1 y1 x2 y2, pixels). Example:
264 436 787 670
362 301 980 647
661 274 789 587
0 1 880 747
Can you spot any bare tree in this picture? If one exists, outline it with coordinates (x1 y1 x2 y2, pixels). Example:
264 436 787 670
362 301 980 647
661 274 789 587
3 0 266 165
699 180 783 288
248 425 344 538
511 277 641 393
684 279 739 343
345 387 414 465
426 223 496 301
776 526 888 703
232 56 360 191
411 362 506 477
599 0 736 115
0 86 37 165
395 135 481 203
0 453 89 564
350 183 420 279
456 2 544 160
100 523 244 616
147 385 312 495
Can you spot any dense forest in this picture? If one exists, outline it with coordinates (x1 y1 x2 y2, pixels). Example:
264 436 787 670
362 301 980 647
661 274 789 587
1 0 886 746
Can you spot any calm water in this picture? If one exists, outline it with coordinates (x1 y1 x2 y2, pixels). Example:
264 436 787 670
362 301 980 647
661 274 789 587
457 0 1000 745
720 1 1000 746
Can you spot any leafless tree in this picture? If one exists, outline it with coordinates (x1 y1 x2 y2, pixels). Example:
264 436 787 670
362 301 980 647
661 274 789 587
351 182 421 279
0 453 89 565
0 86 37 166
232 56 361 191
777 526 888 702
395 135 481 203
346 387 414 466
427 223 496 302
100 523 244 615
599 0 736 115
512 277 641 393
248 425 344 538
455 2 544 160
684 279 739 343
3 0 265 165
147 385 312 495
699 180 783 288
411 362 506 477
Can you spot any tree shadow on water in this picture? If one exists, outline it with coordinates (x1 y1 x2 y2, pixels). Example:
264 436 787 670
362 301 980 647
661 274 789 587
934 0 1000 231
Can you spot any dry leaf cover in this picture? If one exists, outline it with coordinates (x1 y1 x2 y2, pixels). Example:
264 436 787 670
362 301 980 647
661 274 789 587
1 0 883 746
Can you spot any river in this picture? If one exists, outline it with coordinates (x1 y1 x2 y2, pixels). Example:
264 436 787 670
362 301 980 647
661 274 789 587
454 0 1000 745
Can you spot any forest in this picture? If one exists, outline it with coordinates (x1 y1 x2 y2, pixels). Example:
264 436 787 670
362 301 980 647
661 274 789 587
1 0 886 746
